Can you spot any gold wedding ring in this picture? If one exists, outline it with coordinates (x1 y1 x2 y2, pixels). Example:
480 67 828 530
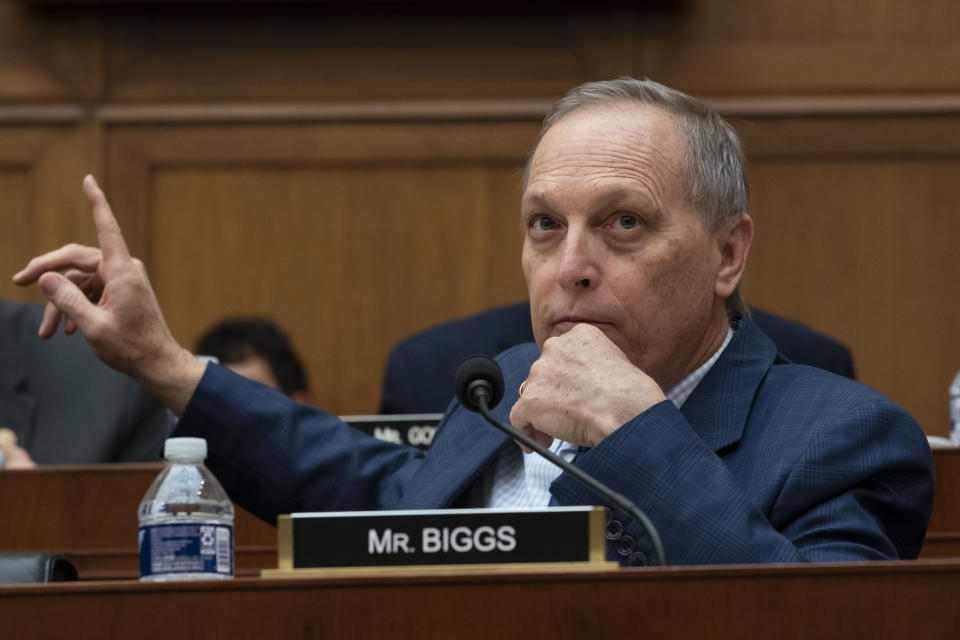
518 380 527 398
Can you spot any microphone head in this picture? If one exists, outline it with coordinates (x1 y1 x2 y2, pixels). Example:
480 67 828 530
454 355 505 412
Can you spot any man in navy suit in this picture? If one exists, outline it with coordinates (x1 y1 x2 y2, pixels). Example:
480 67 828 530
14 78 932 564
380 302 855 415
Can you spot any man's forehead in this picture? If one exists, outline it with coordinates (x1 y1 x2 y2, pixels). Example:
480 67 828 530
525 104 686 197
523 186 647 209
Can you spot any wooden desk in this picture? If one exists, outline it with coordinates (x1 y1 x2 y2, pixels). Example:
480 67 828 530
1 448 958 582
0 463 276 580
1 561 960 639
923 448 960 557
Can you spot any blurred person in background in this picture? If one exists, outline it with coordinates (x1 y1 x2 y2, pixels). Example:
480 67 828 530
195 317 310 405
0 299 167 466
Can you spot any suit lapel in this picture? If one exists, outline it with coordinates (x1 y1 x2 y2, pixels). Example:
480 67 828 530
680 318 778 453
398 349 532 509
398 406 510 508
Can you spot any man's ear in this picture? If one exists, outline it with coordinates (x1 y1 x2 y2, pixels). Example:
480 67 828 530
715 213 754 299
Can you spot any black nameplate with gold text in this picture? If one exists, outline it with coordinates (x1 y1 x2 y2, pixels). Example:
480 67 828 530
273 507 608 571
341 414 443 452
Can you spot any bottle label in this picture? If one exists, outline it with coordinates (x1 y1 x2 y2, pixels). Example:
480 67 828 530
139 523 234 578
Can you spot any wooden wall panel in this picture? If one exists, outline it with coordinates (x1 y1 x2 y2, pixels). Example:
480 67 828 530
104 121 535 413
738 115 960 435
0 168 33 301
100 6 621 103
6 2 960 103
72 1 960 103
0 1 958 434
0 3 101 102
0 124 97 304
633 1 960 95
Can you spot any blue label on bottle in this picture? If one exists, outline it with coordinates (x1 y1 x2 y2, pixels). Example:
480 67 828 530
139 523 234 578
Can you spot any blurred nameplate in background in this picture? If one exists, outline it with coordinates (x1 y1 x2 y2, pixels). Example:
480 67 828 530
342 414 442 452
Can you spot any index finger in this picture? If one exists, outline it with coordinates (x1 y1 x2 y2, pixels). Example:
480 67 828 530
12 243 103 285
83 174 133 266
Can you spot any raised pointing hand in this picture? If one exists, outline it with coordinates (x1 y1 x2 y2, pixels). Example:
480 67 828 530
12 175 204 415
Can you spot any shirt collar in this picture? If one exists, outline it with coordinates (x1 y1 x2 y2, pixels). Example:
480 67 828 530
664 326 734 409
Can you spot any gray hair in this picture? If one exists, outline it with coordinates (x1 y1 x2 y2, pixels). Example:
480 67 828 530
522 77 751 316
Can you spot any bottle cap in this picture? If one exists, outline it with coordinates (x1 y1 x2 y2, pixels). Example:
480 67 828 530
164 437 208 461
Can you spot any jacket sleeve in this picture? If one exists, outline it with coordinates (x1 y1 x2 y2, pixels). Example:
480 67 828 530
551 399 934 565
175 364 424 525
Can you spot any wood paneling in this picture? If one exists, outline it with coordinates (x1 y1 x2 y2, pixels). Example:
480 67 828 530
104 120 534 412
0 3 101 102
100 6 618 104
922 448 960 558
3 562 960 639
9 1 960 105
738 114 960 434
633 1 960 95
0 2 958 430
0 123 98 304
20 1 960 103
90 111 960 427
0 463 277 580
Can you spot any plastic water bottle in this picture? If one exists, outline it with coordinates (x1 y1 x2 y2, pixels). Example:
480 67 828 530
138 437 235 581
951 369 960 445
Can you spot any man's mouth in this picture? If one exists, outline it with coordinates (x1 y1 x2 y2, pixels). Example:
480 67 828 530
553 316 612 334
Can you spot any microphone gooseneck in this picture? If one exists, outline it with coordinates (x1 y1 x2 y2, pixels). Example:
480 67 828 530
454 355 667 566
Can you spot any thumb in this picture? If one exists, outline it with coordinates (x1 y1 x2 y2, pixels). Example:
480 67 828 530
38 272 102 337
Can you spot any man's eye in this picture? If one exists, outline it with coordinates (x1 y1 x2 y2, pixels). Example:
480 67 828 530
533 216 557 231
617 214 639 229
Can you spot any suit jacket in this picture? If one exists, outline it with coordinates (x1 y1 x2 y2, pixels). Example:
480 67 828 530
380 302 855 414
176 317 933 565
380 302 534 414
0 300 167 463
750 308 856 378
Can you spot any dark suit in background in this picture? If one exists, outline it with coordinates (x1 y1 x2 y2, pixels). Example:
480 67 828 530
380 302 855 414
749 308 855 379
0 300 167 463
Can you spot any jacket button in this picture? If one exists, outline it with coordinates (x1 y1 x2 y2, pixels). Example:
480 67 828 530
606 519 624 540
627 551 647 566
616 534 635 556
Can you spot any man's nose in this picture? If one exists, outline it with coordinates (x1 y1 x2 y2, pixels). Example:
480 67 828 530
557 228 599 290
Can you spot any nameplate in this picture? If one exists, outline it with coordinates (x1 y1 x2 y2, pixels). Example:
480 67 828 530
341 414 443 452
265 507 609 576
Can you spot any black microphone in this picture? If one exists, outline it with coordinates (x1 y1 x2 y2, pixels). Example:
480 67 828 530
455 355 667 566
